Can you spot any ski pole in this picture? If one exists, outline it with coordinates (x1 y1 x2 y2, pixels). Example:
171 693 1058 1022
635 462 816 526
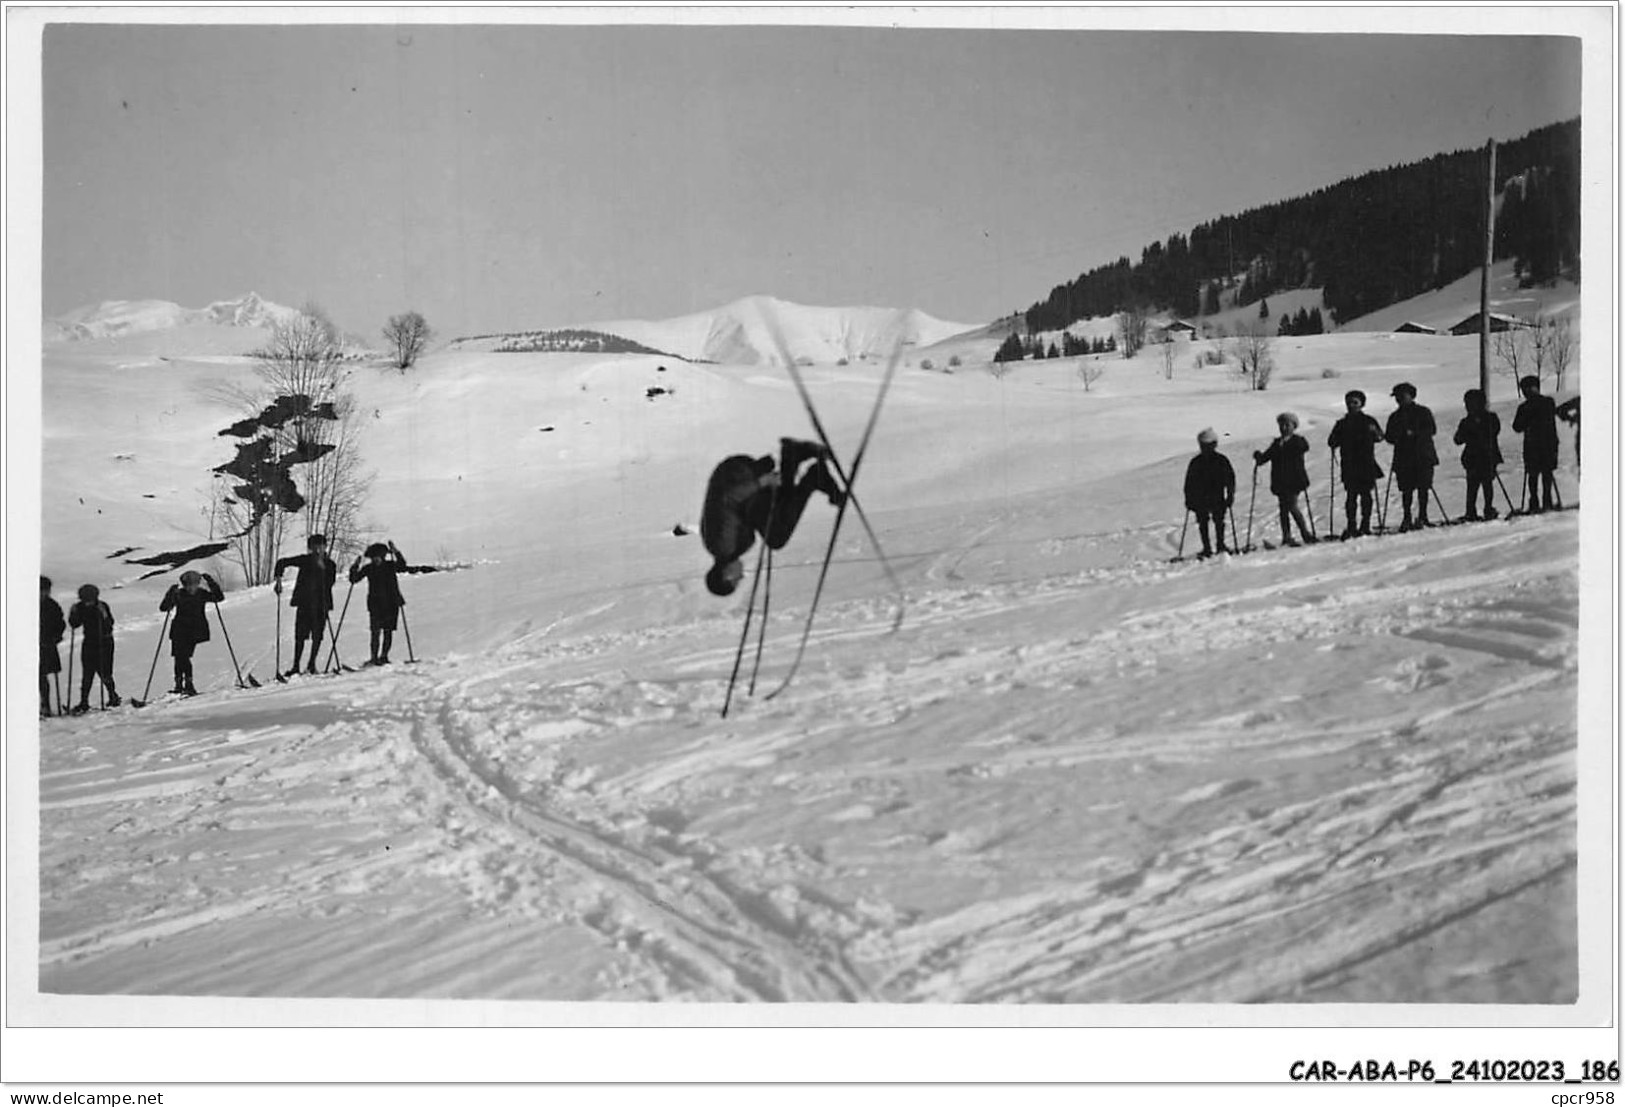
1245 466 1260 552
67 627 76 712
326 579 356 673
274 592 284 681
133 610 170 708
1430 486 1451 526
1303 491 1318 541
1519 465 1529 513
1495 471 1517 516
747 546 774 696
1174 508 1191 561
54 672 63 717
1379 468 1394 532
399 606 417 663
1227 502 1240 555
722 546 766 718
212 601 250 689
320 605 353 672
1328 449 1337 538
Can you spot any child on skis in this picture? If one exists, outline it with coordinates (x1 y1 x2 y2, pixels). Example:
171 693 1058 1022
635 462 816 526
349 541 408 665
159 570 225 696
1327 390 1384 538
41 576 65 717
1254 412 1315 547
1384 381 1439 531
1452 388 1504 521
1183 428 1235 557
1513 375 1561 513
67 583 120 711
702 437 845 596
273 533 338 676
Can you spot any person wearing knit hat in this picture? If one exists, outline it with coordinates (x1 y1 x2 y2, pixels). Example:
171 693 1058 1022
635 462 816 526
1183 428 1236 557
1512 375 1560 513
67 583 120 711
159 569 225 695
1254 413 1316 547
1328 389 1384 538
1384 382 1439 531
348 540 409 665
1453 388 1504 521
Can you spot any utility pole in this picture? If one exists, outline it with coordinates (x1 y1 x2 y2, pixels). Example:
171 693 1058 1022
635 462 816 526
1479 138 1496 397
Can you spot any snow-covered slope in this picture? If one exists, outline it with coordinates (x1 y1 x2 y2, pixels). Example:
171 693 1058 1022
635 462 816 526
26 281 1591 1008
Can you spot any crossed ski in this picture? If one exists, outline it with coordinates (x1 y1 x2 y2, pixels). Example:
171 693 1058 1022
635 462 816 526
720 323 906 716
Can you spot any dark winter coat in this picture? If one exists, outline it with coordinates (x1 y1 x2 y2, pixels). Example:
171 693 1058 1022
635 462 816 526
160 577 225 647
1513 393 1560 470
349 548 407 616
41 595 65 673
1183 451 1236 512
1327 412 1385 489
1255 434 1310 497
1384 403 1439 478
1453 411 1504 473
274 551 338 612
68 600 115 655
701 454 777 564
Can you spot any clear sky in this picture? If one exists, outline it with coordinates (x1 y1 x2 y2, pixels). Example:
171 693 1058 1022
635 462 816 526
39 11 1584 338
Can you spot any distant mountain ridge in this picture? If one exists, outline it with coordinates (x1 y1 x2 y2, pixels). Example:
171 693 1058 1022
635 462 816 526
44 292 302 344
453 296 981 366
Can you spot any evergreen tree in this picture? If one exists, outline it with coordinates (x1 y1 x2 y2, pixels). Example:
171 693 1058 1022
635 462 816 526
1259 297 1270 320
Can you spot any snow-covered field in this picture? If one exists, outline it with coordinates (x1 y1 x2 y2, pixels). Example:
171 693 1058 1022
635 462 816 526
21 290 1597 1009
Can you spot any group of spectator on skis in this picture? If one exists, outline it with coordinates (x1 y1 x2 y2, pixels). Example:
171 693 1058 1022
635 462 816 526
40 535 411 718
1181 374 1576 558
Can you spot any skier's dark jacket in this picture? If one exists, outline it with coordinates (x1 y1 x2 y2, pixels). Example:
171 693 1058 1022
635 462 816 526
41 595 66 671
68 600 115 655
274 551 338 612
349 547 407 615
160 577 225 647
1384 404 1439 475
1453 410 1504 473
1183 451 1236 512
701 454 776 564
1256 434 1310 497
1513 393 1560 470
1327 412 1384 488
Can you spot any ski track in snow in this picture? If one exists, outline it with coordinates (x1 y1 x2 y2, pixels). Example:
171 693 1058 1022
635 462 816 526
38 514 1578 1002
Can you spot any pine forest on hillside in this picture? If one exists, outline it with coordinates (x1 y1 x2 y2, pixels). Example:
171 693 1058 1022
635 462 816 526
1022 117 1580 333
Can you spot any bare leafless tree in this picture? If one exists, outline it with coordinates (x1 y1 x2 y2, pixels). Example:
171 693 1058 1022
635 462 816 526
383 310 434 372
1492 325 1530 387
212 304 372 584
1534 314 1577 393
1078 359 1105 392
1116 307 1149 359
1230 322 1275 391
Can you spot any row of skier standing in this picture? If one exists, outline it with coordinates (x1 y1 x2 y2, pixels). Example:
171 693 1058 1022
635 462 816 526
1182 374 1578 558
39 536 412 718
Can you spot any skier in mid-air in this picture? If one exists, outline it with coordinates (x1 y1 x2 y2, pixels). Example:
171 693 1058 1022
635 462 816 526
348 541 408 665
274 533 338 676
159 569 225 696
701 437 845 596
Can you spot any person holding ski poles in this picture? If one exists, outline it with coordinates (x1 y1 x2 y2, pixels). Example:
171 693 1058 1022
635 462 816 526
1453 388 1504 522
41 575 66 718
273 533 338 676
1383 381 1439 532
1254 412 1316 547
159 570 225 696
67 583 120 712
1513 375 1561 513
702 437 846 596
349 541 408 665
1183 428 1236 557
1327 390 1383 539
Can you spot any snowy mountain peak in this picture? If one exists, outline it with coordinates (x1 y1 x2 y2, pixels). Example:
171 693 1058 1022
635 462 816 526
44 293 302 344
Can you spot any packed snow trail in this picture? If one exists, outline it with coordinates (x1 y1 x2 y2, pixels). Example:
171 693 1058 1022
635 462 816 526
39 512 1578 1002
